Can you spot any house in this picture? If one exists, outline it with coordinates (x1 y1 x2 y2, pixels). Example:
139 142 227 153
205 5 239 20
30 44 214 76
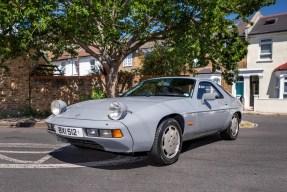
52 43 154 76
238 12 287 113
195 20 249 94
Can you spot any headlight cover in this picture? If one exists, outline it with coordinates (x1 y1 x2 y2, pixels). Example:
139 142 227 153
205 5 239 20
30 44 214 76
108 101 128 120
51 100 67 115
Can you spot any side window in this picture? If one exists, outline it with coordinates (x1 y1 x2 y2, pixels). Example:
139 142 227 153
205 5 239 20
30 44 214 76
197 82 224 99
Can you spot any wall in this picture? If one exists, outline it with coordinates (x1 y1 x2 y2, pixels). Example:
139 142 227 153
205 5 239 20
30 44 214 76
29 75 142 112
0 55 44 115
254 96 287 113
247 31 287 98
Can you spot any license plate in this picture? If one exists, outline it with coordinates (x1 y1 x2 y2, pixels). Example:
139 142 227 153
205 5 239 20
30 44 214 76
55 126 84 137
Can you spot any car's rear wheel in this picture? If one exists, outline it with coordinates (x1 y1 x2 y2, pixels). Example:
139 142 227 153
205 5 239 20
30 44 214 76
150 118 182 165
220 113 239 140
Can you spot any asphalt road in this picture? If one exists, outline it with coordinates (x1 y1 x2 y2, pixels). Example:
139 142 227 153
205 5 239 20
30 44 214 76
0 114 286 192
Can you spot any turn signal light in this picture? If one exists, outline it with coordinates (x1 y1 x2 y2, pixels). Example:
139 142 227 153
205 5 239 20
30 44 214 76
112 129 123 138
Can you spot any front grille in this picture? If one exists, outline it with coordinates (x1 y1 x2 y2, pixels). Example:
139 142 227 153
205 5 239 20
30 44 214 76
58 136 105 150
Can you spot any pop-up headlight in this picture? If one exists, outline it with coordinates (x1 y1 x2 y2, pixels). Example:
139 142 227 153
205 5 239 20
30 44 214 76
51 100 67 115
108 101 128 120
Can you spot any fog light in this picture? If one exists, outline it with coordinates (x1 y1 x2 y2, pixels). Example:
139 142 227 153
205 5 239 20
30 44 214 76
99 130 113 138
86 128 99 137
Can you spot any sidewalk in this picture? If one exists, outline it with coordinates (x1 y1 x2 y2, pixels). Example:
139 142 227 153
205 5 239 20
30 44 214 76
243 110 287 116
0 117 46 128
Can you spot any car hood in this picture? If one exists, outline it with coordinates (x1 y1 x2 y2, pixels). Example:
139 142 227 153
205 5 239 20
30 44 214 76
54 96 187 121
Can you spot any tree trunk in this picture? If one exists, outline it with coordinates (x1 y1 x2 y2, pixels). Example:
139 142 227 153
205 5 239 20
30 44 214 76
105 64 119 98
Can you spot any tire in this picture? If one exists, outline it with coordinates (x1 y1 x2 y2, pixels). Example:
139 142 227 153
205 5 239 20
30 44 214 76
220 113 239 140
150 118 183 165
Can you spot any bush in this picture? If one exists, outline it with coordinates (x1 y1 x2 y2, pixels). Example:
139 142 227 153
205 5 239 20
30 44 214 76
80 87 106 101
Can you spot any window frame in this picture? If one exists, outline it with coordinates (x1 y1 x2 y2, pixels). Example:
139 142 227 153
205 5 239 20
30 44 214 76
197 81 224 100
283 77 287 99
123 54 133 67
74 60 80 75
258 38 272 61
59 62 66 75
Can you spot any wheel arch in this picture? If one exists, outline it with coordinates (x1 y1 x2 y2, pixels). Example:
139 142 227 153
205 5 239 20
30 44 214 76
235 111 242 123
157 113 185 134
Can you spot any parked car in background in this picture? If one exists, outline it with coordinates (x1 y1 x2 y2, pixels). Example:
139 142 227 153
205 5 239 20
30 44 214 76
46 77 243 165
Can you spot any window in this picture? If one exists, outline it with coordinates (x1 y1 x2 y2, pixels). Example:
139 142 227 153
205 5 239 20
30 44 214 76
259 39 272 60
275 77 280 98
74 61 79 75
212 78 221 85
124 78 195 97
284 77 287 99
236 76 244 82
264 18 277 25
59 62 66 75
123 54 133 67
90 59 101 74
197 82 223 99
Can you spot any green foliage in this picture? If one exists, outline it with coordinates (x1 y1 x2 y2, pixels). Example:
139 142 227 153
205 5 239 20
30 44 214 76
18 107 38 117
0 0 276 91
140 43 193 76
80 87 106 101
91 87 106 100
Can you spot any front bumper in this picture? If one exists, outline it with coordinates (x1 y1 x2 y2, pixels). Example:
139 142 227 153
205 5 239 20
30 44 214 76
46 117 134 153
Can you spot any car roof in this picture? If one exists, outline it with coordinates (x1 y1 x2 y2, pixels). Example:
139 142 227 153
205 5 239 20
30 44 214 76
145 76 212 82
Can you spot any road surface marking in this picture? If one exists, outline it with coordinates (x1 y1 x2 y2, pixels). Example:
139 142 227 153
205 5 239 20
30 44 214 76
0 143 67 148
0 150 53 154
0 154 52 164
0 156 148 169
0 143 148 169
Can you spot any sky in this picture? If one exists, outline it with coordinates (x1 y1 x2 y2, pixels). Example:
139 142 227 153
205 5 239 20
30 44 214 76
259 0 287 16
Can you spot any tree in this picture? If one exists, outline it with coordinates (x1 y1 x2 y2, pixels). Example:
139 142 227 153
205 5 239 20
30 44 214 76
140 42 194 76
141 20 248 85
0 0 275 97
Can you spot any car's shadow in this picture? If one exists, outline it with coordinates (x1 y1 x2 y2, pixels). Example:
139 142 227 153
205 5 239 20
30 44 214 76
49 134 223 170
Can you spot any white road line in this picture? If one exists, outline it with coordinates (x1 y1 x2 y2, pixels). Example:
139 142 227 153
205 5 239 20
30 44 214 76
0 156 148 169
0 142 148 169
0 154 52 164
0 143 68 148
35 155 52 164
0 150 52 154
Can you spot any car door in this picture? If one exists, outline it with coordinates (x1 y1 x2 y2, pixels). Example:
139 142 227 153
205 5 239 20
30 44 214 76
194 81 230 134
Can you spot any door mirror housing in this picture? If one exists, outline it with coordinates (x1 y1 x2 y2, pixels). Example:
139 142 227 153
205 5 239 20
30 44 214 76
201 93 216 104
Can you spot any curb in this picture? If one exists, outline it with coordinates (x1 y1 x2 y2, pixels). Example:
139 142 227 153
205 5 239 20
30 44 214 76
243 111 287 116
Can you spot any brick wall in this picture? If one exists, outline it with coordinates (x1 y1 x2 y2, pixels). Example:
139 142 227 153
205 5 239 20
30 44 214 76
29 75 142 112
1 53 245 115
0 55 47 116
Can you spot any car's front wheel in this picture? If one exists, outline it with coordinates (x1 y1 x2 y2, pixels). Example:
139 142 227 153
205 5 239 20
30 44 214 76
150 118 182 165
220 113 240 140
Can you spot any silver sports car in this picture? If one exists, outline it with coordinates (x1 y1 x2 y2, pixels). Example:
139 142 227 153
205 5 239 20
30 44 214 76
46 77 243 165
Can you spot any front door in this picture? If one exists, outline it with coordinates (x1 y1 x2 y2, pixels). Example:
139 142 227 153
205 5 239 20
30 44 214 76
235 76 244 100
195 82 230 134
250 76 259 107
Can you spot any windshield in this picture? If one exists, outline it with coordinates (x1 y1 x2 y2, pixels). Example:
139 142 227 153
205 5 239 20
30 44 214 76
124 78 195 97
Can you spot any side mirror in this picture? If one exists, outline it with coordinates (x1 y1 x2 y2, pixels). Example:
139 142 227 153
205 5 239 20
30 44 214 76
201 93 216 104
